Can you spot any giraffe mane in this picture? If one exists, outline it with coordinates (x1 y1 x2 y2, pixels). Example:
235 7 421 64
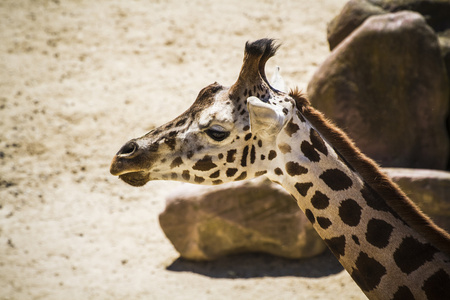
289 88 450 256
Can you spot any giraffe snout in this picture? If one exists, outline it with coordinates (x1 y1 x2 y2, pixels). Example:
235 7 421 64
110 139 159 180
110 140 142 176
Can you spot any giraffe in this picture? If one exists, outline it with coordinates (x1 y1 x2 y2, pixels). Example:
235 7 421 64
110 39 450 299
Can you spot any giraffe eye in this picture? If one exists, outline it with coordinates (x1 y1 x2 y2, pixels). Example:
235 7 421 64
205 126 230 141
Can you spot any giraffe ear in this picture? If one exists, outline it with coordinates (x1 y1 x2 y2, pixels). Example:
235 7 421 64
247 96 286 138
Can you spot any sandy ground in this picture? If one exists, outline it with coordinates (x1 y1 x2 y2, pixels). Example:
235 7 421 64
0 0 366 299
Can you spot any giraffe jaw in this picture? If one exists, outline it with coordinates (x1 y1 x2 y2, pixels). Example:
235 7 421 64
118 171 151 187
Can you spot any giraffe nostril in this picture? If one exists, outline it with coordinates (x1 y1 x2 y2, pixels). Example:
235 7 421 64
117 141 138 158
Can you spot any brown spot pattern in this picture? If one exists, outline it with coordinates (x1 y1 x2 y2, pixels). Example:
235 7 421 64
295 182 313 197
311 191 330 209
324 235 346 259
235 171 247 181
194 176 205 183
351 252 386 292
339 199 362 227
366 218 393 249
285 162 308 176
268 150 277 160
241 146 249 167
301 141 320 162
227 149 237 163
182 170 190 181
305 209 315 224
193 155 217 171
226 168 238 177
170 157 183 169
392 286 414 300
394 237 438 275
422 269 450 300
285 120 299 137
309 128 328 155
320 169 353 191
317 217 332 229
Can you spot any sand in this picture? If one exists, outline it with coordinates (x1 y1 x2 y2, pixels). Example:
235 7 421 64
0 0 366 299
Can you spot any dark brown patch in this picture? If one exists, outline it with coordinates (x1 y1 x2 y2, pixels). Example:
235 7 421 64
285 162 308 176
258 140 262 147
392 286 414 300
241 146 249 167
182 170 190 181
274 168 283 175
243 125 250 131
339 199 362 227
244 133 252 141
255 170 267 176
193 155 217 171
295 182 313 197
187 151 194 159
351 252 386 292
218 153 224 160
310 128 328 155
352 235 360 245
305 209 315 224
422 269 450 300
260 154 266 160
268 150 277 160
212 179 223 185
194 176 205 183
164 138 176 150
170 157 183 169
285 120 299 137
175 118 187 127
324 235 346 259
320 169 353 191
226 168 238 177
311 191 330 210
278 143 291 154
209 170 220 178
317 217 332 229
226 149 237 163
171 173 177 180
301 141 320 162
235 171 247 181
366 218 393 249
250 145 256 164
394 237 438 275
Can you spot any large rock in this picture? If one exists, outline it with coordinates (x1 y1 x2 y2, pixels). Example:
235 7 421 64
327 0 450 50
384 168 450 232
327 0 385 50
159 177 326 261
308 11 449 169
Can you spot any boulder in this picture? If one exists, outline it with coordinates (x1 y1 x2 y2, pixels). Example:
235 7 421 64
383 168 450 232
327 0 450 50
158 177 326 261
327 0 385 50
308 11 449 169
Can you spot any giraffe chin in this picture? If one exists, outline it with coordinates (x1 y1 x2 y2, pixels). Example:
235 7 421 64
118 171 150 187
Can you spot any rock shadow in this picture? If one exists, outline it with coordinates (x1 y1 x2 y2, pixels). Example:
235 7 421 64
166 248 343 279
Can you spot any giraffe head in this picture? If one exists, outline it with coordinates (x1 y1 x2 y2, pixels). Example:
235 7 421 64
110 39 299 186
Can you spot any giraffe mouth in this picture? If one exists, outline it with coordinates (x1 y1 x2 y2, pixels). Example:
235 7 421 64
118 171 150 187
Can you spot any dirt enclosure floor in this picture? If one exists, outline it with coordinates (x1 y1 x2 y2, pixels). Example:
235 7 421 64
0 0 367 299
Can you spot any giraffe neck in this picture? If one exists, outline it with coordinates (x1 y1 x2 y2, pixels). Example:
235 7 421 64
264 106 450 299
